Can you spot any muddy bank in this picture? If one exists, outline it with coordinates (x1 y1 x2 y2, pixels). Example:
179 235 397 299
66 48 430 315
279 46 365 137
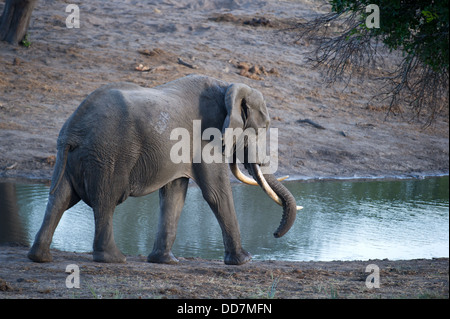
0 245 448 299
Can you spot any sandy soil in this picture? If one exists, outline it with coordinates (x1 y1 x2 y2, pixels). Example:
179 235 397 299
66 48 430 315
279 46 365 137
1 245 448 299
0 0 448 300
0 0 448 182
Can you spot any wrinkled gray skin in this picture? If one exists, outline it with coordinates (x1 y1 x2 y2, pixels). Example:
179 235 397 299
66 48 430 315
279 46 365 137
28 74 297 265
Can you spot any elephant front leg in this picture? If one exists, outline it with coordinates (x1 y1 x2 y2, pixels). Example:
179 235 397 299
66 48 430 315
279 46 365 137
196 166 252 265
148 177 189 264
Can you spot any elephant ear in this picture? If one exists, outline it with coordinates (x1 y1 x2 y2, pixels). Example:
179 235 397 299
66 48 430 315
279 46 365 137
222 83 252 132
222 83 252 158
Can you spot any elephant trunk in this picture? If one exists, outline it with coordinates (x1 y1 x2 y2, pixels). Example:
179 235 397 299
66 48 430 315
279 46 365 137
247 163 297 238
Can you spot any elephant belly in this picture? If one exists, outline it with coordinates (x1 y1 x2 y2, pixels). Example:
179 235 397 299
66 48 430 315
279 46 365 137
128 152 190 197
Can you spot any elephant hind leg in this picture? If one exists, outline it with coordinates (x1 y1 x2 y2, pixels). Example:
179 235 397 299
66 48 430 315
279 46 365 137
28 174 80 262
148 177 189 264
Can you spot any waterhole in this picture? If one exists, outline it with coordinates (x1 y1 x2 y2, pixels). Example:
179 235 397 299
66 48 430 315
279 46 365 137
1 176 448 261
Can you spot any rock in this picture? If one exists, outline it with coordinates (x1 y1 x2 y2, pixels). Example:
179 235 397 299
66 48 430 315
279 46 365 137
236 62 279 80
0 278 13 291
237 61 251 71
243 17 272 27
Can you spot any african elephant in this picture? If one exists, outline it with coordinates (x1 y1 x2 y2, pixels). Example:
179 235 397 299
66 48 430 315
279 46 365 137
28 74 300 265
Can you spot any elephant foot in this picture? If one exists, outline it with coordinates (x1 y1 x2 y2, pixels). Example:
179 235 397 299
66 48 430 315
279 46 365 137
93 249 126 263
147 251 179 264
28 245 53 263
224 249 252 265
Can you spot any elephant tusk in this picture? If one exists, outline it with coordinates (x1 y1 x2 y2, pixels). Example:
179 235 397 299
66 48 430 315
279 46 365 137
229 163 290 186
253 164 303 211
229 163 259 185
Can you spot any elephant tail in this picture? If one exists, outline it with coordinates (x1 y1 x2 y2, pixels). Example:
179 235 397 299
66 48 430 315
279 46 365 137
49 144 71 195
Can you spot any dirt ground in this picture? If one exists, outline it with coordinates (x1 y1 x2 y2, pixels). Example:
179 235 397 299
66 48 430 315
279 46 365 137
0 245 448 299
0 0 448 300
0 0 448 182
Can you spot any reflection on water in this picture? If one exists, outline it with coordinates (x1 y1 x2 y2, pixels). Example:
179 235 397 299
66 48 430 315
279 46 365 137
0 183 27 246
0 176 448 261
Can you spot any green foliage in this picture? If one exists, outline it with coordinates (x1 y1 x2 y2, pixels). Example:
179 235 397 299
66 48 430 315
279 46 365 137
267 273 281 299
330 0 449 74
20 33 31 47
298 0 448 124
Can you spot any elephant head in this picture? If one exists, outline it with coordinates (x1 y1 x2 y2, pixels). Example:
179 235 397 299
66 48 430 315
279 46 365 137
222 83 302 238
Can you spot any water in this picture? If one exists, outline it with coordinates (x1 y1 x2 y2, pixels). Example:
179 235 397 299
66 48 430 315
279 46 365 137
0 176 448 261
